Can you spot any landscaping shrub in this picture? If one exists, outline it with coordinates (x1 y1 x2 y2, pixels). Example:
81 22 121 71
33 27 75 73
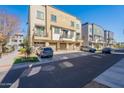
19 48 26 54
14 56 39 64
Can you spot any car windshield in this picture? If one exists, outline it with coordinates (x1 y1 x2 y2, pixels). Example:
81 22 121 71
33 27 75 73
44 48 52 51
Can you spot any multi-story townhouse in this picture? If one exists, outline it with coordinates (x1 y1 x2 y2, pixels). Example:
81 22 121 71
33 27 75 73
82 23 105 49
104 30 114 47
28 5 82 51
8 33 24 49
82 23 93 47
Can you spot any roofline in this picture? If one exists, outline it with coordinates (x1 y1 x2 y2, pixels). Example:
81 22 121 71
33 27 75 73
92 23 104 30
49 5 81 22
82 22 105 30
104 30 113 33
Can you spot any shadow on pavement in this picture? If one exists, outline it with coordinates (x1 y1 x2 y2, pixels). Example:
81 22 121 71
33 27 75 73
0 51 124 88
0 64 27 88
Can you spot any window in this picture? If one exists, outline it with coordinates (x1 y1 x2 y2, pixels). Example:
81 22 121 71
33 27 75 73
63 30 68 38
37 11 44 20
76 33 80 40
19 40 22 42
54 27 60 34
13 40 17 42
71 21 75 27
51 14 57 22
76 24 80 29
69 31 74 39
89 28 92 33
35 26 45 37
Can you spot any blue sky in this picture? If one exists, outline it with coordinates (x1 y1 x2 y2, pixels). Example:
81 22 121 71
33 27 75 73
0 5 28 36
0 5 124 42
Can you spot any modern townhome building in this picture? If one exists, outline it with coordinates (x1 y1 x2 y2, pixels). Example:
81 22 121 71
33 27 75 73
82 23 105 49
28 5 83 51
104 30 114 47
7 33 24 49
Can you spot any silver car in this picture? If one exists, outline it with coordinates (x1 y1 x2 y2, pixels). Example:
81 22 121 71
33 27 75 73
80 46 96 53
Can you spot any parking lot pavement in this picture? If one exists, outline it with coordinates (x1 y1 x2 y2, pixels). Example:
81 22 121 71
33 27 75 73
37 51 94 64
94 58 124 88
1 52 123 88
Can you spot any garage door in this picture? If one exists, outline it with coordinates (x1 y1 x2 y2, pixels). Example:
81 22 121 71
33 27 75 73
49 43 57 51
34 42 45 47
75 43 80 50
60 43 66 50
68 43 74 50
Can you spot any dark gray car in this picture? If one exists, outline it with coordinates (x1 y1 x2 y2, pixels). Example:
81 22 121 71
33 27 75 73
37 47 53 58
102 47 112 54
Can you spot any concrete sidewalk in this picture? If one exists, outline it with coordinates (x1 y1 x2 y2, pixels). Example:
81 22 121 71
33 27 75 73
94 58 124 88
0 51 17 71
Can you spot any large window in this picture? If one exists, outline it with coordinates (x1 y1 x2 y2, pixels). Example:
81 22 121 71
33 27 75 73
71 21 75 27
76 33 80 40
51 14 57 22
69 31 74 39
63 30 68 38
54 27 60 34
76 24 80 29
36 11 44 20
35 26 45 37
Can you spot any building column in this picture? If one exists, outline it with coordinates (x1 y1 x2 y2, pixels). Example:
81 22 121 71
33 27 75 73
66 43 69 50
45 42 49 47
57 42 60 51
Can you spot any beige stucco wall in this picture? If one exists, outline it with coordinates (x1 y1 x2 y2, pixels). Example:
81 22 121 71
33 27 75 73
29 5 48 46
29 5 83 48
46 6 82 41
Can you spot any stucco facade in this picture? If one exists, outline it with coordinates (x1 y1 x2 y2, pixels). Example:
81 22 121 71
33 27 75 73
82 23 105 49
104 30 114 47
28 5 83 51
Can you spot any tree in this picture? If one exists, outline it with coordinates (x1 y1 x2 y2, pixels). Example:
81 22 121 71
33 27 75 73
0 9 21 52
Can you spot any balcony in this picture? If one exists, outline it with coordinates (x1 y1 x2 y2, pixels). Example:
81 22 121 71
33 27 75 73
33 32 48 40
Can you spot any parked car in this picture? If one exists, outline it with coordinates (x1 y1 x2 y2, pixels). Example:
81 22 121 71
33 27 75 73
36 47 53 58
102 47 112 54
80 46 96 53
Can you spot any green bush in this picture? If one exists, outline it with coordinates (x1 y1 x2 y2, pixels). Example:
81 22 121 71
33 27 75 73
19 48 26 54
14 57 39 64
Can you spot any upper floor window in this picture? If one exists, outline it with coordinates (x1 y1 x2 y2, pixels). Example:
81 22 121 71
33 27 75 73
69 31 74 39
89 28 92 33
71 21 75 27
76 33 80 40
36 11 44 20
35 26 45 37
63 30 68 38
76 24 80 29
54 27 60 34
51 14 57 22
